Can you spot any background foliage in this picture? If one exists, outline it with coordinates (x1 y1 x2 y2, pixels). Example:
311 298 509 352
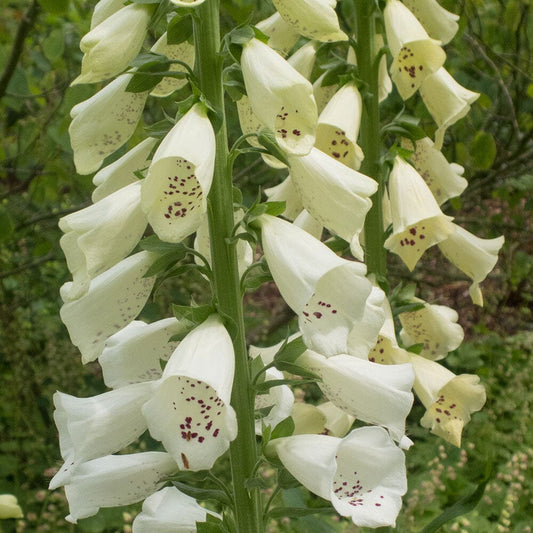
0 0 531 531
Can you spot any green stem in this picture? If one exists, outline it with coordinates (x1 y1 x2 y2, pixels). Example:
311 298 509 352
356 0 387 279
192 3 264 532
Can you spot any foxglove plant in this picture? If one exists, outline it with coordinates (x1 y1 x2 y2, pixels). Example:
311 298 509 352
50 0 503 530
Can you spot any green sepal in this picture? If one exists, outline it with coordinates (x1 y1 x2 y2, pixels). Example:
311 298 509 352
143 247 187 277
273 336 306 365
166 13 193 45
257 128 290 167
223 64 245 102
270 417 295 440
197 514 229 533
170 481 232 507
140 235 186 254
405 343 424 355
241 260 272 292
254 377 319 393
172 303 215 326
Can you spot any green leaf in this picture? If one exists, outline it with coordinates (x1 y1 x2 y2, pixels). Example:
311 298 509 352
171 481 231 506
144 248 187 277
166 14 193 45
0 207 14 243
274 336 306 364
274 362 320 380
271 417 295 440
470 131 497 170
172 304 214 326
43 28 65 62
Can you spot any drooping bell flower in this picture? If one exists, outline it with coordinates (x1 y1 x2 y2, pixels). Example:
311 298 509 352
255 12 300 56
241 38 318 156
141 103 215 243
59 182 148 299
287 41 318 80
292 401 355 437
132 487 219 532
287 148 377 255
264 175 304 221
401 137 467 205
298 350 414 441
56 452 178 523
90 0 125 29
384 156 454 270
404 352 486 446
399 298 464 360
272 0 347 42
258 215 382 357
315 82 364 170
142 315 238 471
150 32 195 98
384 0 445 99
73 4 151 85
439 223 505 306
92 137 156 202
293 209 324 240
255 368 294 434
0 495 23 519
69 74 148 175
272 427 407 527
99 318 185 389
420 67 480 149
49 382 155 490
60 251 156 363
402 0 459 45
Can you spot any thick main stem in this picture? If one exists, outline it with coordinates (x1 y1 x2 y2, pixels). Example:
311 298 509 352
192 2 264 532
356 0 387 279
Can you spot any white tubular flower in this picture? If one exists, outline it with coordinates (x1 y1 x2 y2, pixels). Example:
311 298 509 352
264 175 304 221
150 32 195 98
313 73 339 114
236 94 262 147
384 0 445 100
69 74 148 175
92 138 156 202
255 12 300 56
241 38 318 156
59 452 178 523
399 299 464 360
318 402 355 437
59 182 147 299
274 427 407 527
298 351 414 441
60 251 156 363
439 224 505 306
258 215 382 357
194 209 253 278
142 315 238 471
402 137 467 205
99 318 185 388
408 354 486 446
272 0 347 42
315 82 364 170
293 209 324 240
49 382 155 490
73 4 151 85
132 487 218 532
287 41 318 79
90 0 125 29
384 156 454 271
141 103 215 243
420 67 480 149
292 402 354 437
403 0 459 45
255 368 294 434
288 148 377 253
0 494 23 519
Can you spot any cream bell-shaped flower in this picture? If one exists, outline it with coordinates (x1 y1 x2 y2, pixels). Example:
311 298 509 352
59 182 148 300
255 368 295 434
0 494 23 519
293 209 324 240
402 137 467 204
315 82 364 170
241 38 318 156
264 175 304 221
60 251 156 363
403 0 459 45
150 32 195 98
132 487 218 532
293 402 355 437
406 353 486 446
73 4 151 85
439 224 505 306
59 452 178 523
69 74 148 175
399 299 464 360
258 215 382 357
384 0 446 100
298 350 414 441
90 0 125 29
273 427 407 527
99 318 185 388
288 148 377 253
142 315 238 471
141 103 215 243
272 0 347 42
49 382 155 490
420 67 480 149
384 156 454 270
287 41 318 80
313 73 339 114
92 137 156 202
255 12 300 56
